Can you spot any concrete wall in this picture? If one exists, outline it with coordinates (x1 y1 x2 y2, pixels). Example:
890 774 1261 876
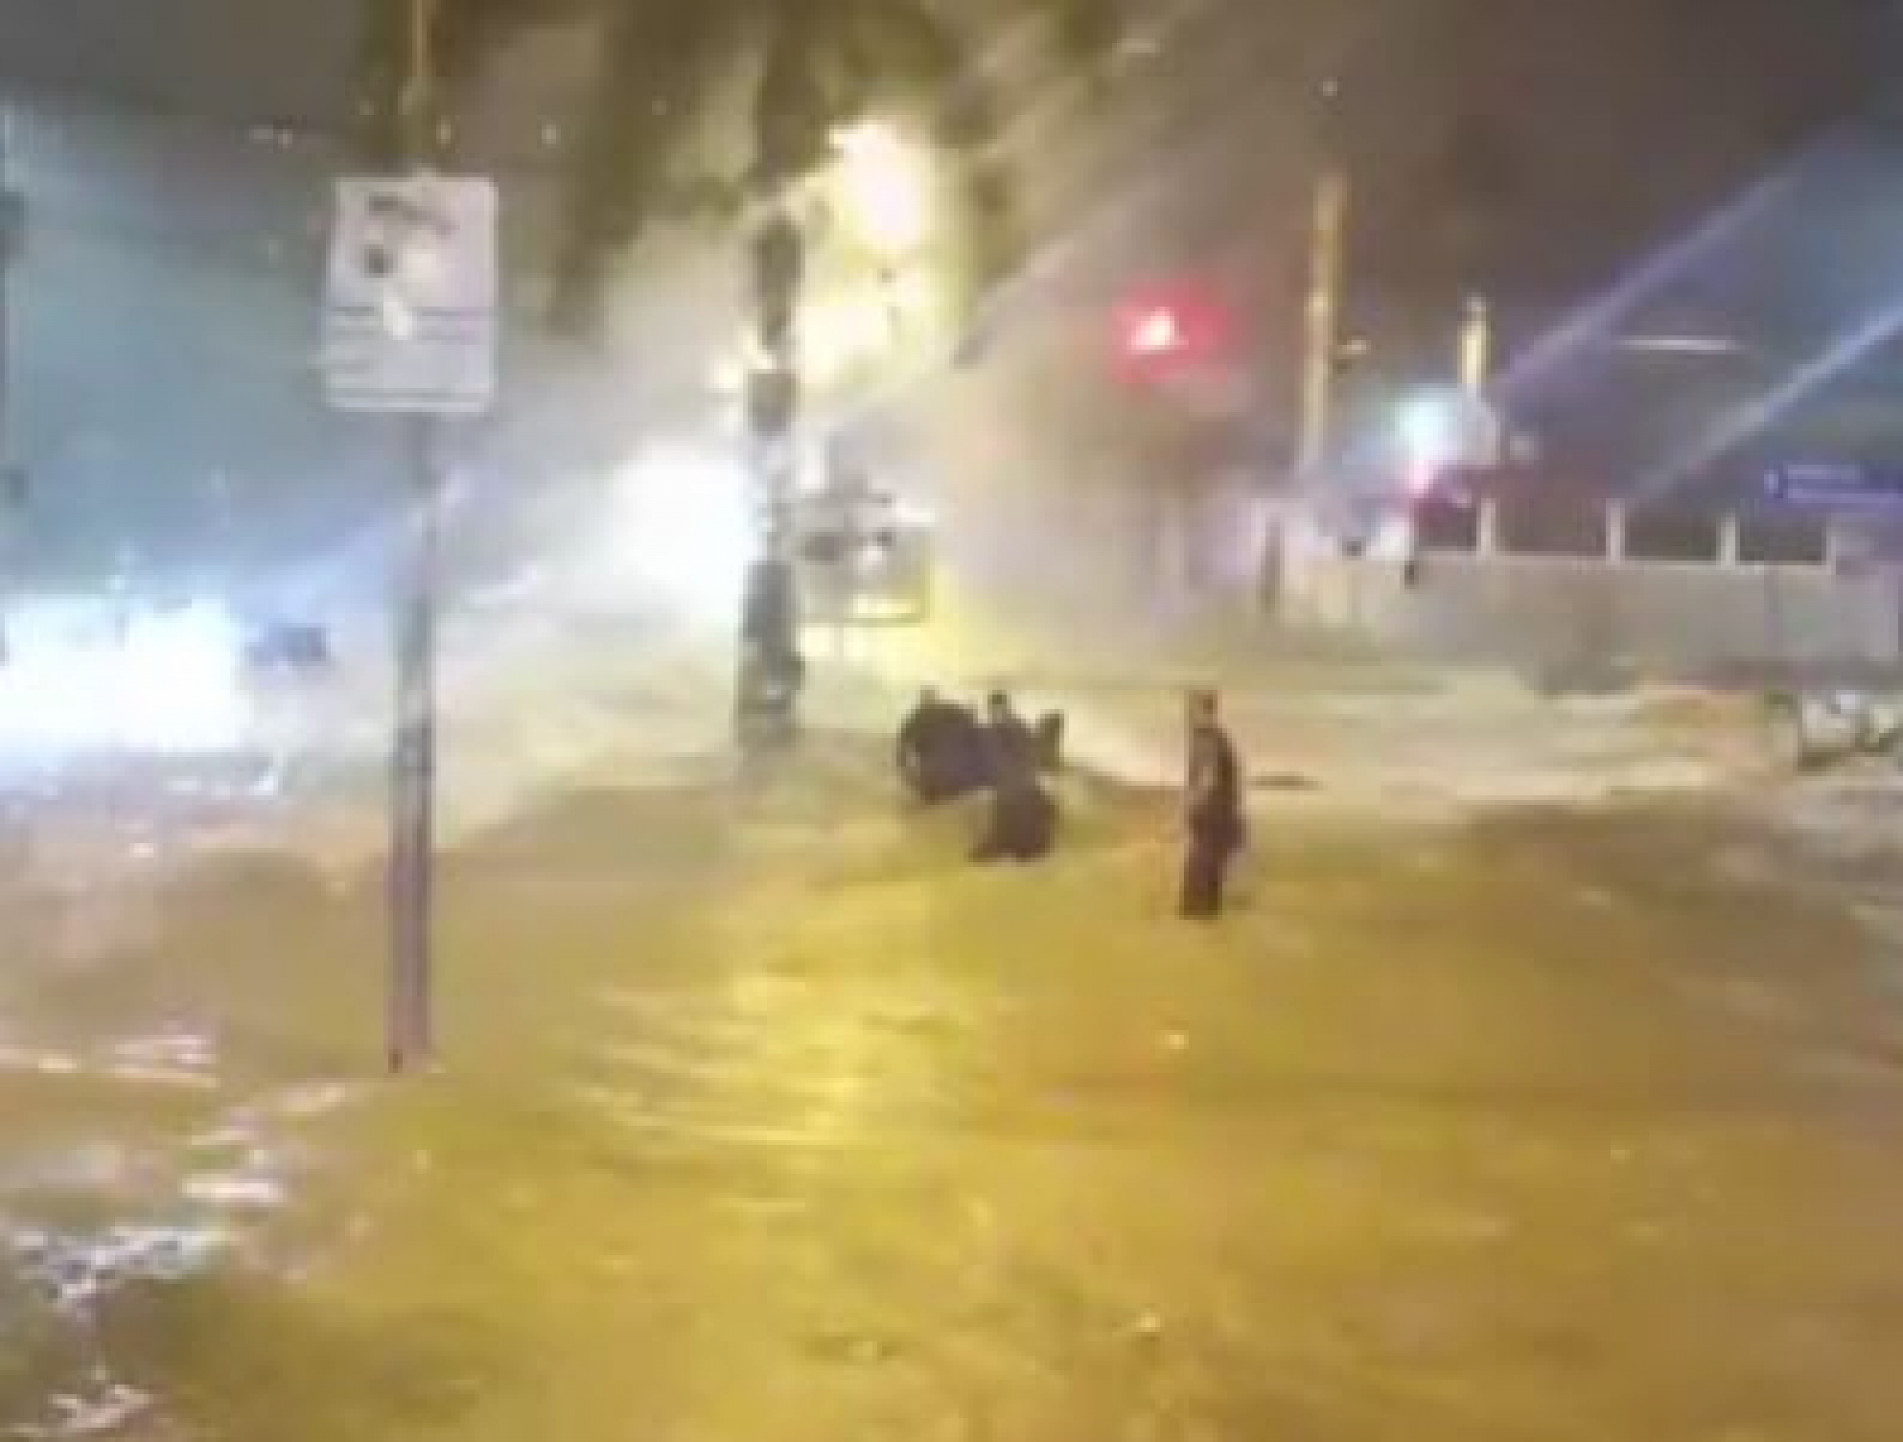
1278 501 1903 681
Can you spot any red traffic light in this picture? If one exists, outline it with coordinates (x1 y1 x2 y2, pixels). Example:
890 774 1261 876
1123 303 1185 357
1112 284 1227 381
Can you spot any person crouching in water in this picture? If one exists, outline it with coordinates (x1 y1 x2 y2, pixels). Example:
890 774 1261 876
971 690 1057 862
896 687 986 805
1180 688 1245 918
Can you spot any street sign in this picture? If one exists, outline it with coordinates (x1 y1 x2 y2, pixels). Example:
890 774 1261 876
323 175 498 414
1765 462 1903 511
794 486 936 626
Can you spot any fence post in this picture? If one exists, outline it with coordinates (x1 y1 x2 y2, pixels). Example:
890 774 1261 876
1476 498 1499 557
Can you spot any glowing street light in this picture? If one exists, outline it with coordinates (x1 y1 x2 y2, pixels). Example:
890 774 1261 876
1112 285 1229 384
832 120 932 259
1395 388 1502 493
1126 305 1184 357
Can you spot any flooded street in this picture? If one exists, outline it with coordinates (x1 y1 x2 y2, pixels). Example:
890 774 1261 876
5 741 1903 1438
6 0 1900 1428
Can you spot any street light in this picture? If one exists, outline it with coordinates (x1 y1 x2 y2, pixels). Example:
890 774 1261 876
1398 394 1457 494
1395 388 1501 493
831 120 932 261
1112 284 1229 384
802 288 896 386
1126 304 1184 357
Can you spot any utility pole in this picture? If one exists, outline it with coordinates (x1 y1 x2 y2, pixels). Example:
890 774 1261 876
1456 293 1505 467
1458 292 1492 396
734 36 816 747
1295 165 1348 477
735 201 804 745
389 0 442 1073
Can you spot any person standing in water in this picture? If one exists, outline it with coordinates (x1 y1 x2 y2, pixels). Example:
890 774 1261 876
1180 689 1244 918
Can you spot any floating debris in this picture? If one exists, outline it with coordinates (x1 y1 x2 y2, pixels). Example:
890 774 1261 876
9 1369 153 1440
182 1173 285 1211
10 1223 230 1314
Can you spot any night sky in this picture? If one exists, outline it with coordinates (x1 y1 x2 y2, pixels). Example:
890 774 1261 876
0 0 1892 557
0 0 357 127
1338 0 1891 294
0 0 1891 301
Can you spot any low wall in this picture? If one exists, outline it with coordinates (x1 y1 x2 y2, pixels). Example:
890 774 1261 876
1284 551 1901 682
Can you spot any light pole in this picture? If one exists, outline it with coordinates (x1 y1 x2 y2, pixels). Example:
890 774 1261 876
1458 292 1492 396
733 45 812 747
833 121 933 262
1295 164 1348 477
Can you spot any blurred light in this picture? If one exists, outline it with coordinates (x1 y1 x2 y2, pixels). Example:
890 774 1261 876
119 604 247 751
802 288 894 385
380 293 416 341
893 498 937 527
403 241 445 290
1617 332 1742 356
598 446 752 619
1398 395 1454 460
848 595 918 623
1397 395 1457 495
1127 306 1182 356
1395 387 1505 492
0 599 246 756
880 267 939 326
832 121 932 258
1113 284 1228 381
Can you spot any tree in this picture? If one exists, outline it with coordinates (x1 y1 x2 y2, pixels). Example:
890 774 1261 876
357 0 1120 739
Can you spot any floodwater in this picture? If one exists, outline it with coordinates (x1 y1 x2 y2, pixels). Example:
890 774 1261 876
5 739 1903 1439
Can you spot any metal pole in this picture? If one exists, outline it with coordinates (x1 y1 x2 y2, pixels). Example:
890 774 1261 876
1295 166 1348 477
389 0 441 1073
1458 293 1492 396
736 198 805 744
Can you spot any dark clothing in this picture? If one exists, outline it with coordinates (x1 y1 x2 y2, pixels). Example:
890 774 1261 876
1180 722 1245 918
972 708 1058 863
898 700 985 804
982 714 1039 795
1032 711 1065 772
243 622 332 677
972 782 1057 863
1179 832 1233 917
1186 723 1242 828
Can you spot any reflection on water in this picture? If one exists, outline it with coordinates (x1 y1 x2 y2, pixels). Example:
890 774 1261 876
10 1223 231 1316
0 1019 359 1439
9 1369 155 1440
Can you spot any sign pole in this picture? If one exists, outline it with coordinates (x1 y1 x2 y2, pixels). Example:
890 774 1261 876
326 5 494 1074
390 0 440 1074
390 411 440 1071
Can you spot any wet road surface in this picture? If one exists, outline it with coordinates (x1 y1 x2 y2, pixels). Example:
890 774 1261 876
5 740 1903 1439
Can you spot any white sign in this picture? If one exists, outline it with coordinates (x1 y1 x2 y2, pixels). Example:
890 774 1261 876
324 175 498 414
